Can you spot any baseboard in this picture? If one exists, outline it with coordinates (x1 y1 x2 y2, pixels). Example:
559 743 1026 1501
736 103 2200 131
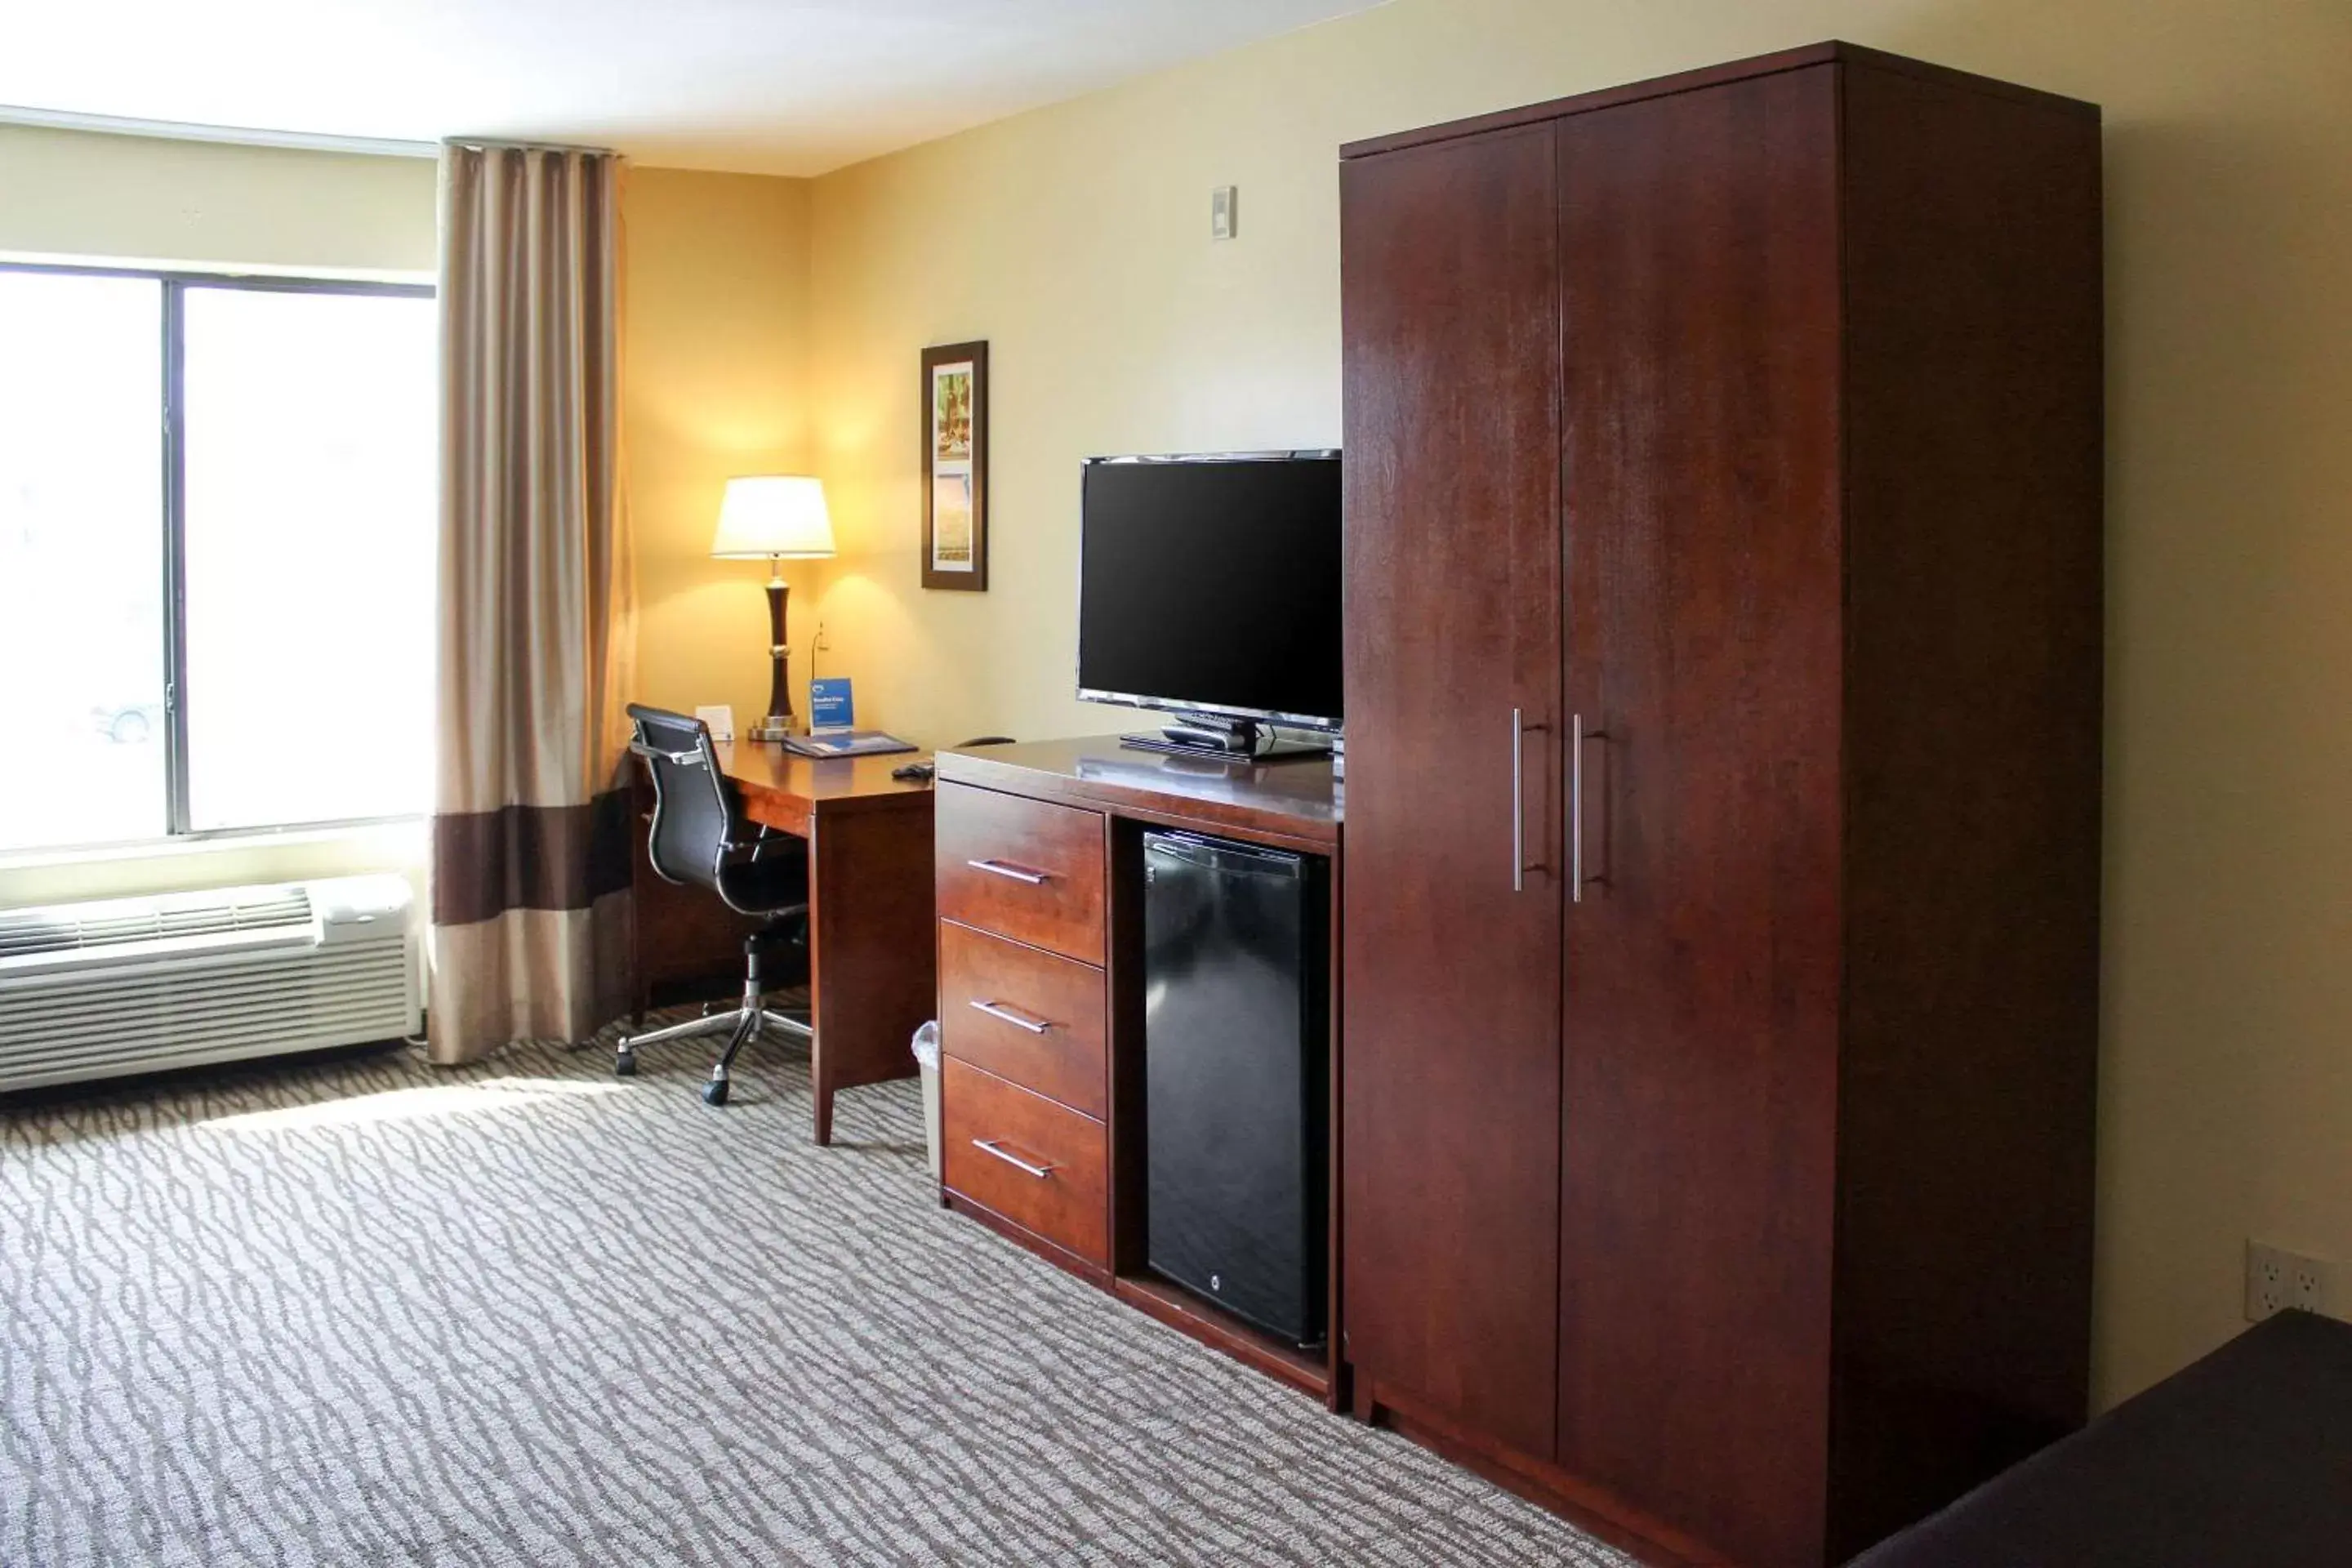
1365 1379 1733 1568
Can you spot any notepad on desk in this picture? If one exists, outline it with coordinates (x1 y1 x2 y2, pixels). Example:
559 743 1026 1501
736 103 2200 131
781 730 918 760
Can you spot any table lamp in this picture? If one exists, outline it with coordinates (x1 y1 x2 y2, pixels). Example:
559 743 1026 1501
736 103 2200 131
711 474 835 741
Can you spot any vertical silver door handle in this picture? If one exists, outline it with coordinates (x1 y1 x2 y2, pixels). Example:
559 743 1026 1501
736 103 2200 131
1512 708 1548 892
1512 708 1526 893
1571 714 1605 902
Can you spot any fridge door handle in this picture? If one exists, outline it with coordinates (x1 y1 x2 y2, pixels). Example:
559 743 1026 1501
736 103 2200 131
1150 833 1303 878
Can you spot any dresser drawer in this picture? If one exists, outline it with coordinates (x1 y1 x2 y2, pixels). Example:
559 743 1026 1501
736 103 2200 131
942 1057 1108 1265
938 920 1107 1119
935 782 1106 964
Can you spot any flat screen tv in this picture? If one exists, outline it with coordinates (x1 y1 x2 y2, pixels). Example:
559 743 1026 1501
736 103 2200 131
1077 451 1342 753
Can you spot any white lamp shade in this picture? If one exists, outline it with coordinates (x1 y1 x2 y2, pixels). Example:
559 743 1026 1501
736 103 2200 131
710 474 835 559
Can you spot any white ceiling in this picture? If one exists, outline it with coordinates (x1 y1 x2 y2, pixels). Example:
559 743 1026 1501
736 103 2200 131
0 0 1386 176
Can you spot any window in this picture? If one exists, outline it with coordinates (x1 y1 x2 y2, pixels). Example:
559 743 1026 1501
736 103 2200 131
0 266 435 853
0 273 165 851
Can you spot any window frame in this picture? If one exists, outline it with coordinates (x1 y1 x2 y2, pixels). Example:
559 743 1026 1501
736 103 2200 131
0 260 436 853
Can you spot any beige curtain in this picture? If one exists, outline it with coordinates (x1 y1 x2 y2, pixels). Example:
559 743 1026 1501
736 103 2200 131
428 144 637 1063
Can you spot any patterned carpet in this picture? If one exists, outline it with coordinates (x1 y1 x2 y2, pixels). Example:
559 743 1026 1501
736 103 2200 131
2 1018 1630 1567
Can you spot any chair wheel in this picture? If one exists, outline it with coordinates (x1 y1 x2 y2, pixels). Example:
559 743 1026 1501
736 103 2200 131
614 1049 637 1077
702 1078 730 1106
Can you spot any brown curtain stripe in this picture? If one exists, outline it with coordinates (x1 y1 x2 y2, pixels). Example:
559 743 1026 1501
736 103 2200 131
431 791 635 929
428 143 637 1062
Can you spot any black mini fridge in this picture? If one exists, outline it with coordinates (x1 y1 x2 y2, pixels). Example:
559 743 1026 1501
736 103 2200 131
1141 829 1327 1348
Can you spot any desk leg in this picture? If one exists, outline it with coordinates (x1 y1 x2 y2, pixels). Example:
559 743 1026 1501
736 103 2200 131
808 803 938 1146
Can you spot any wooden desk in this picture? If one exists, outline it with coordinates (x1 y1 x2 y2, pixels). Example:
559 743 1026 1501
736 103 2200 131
930 737 1345 1406
632 742 935 1145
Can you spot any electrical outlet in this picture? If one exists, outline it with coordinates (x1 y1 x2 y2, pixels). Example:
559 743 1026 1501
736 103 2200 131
2290 1252 2332 1316
2247 1240 2333 1321
2247 1241 2286 1321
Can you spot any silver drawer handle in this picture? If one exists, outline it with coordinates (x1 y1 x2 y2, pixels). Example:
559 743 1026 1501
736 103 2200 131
971 1138 1055 1178
969 999 1053 1034
966 858 1051 885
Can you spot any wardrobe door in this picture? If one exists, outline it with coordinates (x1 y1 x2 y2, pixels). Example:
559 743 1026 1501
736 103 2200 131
1340 124 1562 1459
1556 69 1846 1566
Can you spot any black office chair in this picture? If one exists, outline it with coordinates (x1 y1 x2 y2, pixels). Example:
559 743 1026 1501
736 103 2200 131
617 703 812 1105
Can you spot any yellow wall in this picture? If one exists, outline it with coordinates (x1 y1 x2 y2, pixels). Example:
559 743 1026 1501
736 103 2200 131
623 166 825 729
800 0 2352 1408
0 124 437 275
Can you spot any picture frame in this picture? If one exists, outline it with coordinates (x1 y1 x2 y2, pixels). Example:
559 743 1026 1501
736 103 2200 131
920 340 988 591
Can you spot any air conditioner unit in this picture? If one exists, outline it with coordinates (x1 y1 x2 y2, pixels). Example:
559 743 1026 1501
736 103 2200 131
0 874 419 1093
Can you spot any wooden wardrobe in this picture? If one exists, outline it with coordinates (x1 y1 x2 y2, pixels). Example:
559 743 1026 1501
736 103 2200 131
1337 43 2103 1568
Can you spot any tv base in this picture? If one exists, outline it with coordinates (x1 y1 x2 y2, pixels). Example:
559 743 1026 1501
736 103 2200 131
1118 715 1333 763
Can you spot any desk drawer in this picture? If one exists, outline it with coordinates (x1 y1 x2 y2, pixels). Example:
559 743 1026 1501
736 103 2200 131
942 1057 1108 1266
938 920 1107 1119
936 782 1106 964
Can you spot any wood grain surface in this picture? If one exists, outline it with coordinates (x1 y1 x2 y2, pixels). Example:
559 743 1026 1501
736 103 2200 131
1339 119 1566 1463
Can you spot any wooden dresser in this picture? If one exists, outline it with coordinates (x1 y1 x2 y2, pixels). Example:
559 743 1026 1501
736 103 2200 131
932 737 1345 1405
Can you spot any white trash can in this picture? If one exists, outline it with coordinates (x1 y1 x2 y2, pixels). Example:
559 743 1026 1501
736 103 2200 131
911 1020 942 1178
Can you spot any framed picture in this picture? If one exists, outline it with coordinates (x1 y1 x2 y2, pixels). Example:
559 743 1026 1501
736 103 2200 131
921 341 988 591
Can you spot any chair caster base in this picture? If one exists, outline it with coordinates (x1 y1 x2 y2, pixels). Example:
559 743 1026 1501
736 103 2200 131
614 1049 637 1077
702 1078 730 1106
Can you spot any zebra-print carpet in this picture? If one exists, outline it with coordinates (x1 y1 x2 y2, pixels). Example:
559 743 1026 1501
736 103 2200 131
2 1018 1630 1567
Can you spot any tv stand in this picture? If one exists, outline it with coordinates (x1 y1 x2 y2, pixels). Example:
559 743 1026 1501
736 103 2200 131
1119 714 1332 762
930 737 1345 1409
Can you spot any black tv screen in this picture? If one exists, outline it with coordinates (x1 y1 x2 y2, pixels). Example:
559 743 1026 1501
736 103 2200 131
1078 452 1343 729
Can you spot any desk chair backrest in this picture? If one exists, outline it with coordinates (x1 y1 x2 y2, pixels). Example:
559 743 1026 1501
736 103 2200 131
626 703 742 894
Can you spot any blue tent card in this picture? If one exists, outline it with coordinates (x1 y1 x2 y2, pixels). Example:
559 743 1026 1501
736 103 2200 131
809 678 854 733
